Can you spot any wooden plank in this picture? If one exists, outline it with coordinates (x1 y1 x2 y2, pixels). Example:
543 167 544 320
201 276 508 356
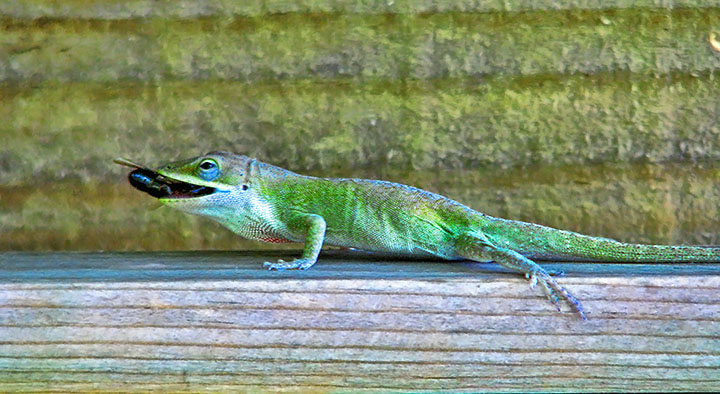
1 0 717 18
5 75 720 186
2 10 719 83
0 251 719 392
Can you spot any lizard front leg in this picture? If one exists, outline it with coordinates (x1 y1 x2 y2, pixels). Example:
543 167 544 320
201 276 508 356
264 214 326 271
455 232 586 320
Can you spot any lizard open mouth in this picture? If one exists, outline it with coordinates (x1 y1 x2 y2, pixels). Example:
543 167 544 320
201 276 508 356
129 168 216 199
115 158 216 199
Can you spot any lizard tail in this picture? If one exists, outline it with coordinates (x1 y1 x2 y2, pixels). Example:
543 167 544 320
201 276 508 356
487 218 720 262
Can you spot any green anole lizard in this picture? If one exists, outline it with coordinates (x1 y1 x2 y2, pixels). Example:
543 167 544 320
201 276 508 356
115 152 720 320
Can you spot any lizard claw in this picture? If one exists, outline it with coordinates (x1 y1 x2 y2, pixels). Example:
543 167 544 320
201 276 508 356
264 258 316 271
529 270 586 320
263 259 285 271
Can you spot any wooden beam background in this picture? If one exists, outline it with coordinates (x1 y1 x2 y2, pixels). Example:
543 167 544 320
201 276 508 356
0 251 718 392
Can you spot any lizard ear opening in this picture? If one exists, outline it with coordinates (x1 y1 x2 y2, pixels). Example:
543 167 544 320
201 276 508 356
244 158 258 184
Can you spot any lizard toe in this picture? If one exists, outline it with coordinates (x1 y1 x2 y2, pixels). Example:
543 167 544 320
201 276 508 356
263 261 289 271
264 258 315 271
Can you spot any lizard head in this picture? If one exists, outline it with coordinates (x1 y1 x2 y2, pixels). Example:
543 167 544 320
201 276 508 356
116 151 259 218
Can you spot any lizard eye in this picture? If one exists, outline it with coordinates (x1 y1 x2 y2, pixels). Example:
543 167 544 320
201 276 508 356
199 160 216 170
198 159 219 180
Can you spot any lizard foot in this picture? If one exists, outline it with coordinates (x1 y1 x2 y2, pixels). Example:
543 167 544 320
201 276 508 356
526 269 586 320
263 258 316 271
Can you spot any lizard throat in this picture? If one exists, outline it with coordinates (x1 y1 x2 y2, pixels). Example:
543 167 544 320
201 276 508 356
128 168 216 199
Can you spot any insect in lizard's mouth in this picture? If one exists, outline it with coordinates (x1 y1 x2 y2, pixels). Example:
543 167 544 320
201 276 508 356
128 168 216 199
114 158 216 199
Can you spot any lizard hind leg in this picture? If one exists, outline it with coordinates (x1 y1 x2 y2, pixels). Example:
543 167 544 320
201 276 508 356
455 233 587 320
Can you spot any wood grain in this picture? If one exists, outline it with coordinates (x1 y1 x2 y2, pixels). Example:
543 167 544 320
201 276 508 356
0 250 718 392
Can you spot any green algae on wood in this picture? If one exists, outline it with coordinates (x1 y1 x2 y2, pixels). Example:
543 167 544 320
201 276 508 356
3 74 720 184
2 0 720 18
2 9 720 82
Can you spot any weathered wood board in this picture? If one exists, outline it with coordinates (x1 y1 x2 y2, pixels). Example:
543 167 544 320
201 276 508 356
0 250 718 392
